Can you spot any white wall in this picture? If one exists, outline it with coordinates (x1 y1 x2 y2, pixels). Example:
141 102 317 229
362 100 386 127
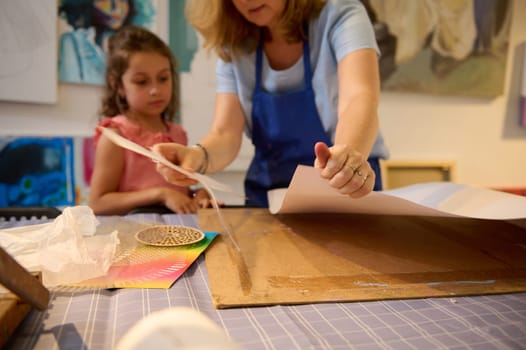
1 1 525 197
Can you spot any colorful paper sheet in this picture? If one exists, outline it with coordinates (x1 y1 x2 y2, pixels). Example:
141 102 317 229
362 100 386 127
68 232 217 289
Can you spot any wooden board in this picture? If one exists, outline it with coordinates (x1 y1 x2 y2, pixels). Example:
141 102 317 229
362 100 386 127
0 295 32 348
200 208 526 309
0 246 49 347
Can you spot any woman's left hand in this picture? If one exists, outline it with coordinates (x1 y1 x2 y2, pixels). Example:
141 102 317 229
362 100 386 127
314 142 375 198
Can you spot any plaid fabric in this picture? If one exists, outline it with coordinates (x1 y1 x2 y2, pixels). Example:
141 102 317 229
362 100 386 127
3 214 526 350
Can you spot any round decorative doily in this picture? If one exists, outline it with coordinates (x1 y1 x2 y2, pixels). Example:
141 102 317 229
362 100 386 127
135 225 205 247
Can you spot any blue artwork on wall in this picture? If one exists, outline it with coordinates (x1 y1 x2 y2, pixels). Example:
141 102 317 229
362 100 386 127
0 137 75 207
57 0 157 85
168 1 198 73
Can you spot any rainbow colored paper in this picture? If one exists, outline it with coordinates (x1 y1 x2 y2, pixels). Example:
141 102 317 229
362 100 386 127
68 232 217 289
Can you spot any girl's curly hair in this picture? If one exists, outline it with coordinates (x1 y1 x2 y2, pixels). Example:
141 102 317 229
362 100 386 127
99 25 179 121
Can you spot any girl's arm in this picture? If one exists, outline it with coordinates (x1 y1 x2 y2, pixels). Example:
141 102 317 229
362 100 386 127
88 132 198 215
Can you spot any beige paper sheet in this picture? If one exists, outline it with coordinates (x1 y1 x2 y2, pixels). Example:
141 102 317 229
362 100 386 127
268 165 526 220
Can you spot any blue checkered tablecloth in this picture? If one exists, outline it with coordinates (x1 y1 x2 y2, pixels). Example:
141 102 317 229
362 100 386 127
3 214 526 349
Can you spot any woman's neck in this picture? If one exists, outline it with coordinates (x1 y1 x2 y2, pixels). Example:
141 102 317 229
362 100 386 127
263 28 303 70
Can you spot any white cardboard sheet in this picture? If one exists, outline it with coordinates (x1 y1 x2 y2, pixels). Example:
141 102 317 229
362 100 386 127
268 165 526 220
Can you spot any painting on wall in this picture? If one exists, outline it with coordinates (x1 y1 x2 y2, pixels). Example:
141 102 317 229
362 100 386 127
521 43 526 127
57 0 158 85
363 0 513 97
168 1 198 73
0 0 57 104
0 137 76 208
73 136 96 206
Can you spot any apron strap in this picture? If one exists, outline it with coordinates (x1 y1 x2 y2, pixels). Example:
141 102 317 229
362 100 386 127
255 40 264 93
302 35 313 91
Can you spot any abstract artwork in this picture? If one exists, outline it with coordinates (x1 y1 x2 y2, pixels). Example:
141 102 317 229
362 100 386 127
363 0 512 97
521 43 526 127
57 0 158 85
168 0 198 73
0 137 75 207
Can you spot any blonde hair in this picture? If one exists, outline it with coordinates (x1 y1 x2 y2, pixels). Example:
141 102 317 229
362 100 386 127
186 0 327 61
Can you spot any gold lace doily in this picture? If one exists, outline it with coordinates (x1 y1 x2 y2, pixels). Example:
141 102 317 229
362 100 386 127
135 225 205 247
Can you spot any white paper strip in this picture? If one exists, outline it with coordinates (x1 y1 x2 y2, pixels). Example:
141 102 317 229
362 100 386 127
100 127 235 194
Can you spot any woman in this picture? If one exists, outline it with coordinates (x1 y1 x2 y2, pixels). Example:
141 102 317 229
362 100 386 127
154 0 389 207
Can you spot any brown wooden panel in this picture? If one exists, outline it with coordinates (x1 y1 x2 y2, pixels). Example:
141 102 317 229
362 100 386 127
200 208 526 309
380 160 455 189
0 297 32 348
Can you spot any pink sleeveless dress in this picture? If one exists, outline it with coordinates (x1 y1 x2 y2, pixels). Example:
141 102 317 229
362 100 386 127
94 115 189 195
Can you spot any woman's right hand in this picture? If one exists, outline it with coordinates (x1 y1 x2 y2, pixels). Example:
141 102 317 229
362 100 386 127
152 143 204 186
314 142 375 198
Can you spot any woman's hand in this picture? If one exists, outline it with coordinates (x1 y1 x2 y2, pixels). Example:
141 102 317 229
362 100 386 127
314 141 375 198
152 143 204 186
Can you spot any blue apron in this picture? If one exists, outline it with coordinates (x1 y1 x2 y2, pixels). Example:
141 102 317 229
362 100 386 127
244 38 382 207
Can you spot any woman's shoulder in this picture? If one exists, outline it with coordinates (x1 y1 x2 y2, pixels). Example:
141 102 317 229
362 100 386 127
316 0 370 27
313 0 377 56
322 0 367 13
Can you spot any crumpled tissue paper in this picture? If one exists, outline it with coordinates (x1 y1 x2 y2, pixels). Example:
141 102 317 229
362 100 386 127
0 206 119 287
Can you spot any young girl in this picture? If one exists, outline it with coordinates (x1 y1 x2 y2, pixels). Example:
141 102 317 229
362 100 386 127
88 25 210 215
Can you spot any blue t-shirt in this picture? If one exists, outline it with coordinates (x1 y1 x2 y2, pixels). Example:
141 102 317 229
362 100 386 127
216 0 389 159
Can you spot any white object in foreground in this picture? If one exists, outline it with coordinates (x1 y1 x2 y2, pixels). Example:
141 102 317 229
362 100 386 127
116 307 241 350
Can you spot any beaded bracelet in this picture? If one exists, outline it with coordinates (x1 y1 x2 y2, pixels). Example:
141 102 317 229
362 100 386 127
194 143 209 174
